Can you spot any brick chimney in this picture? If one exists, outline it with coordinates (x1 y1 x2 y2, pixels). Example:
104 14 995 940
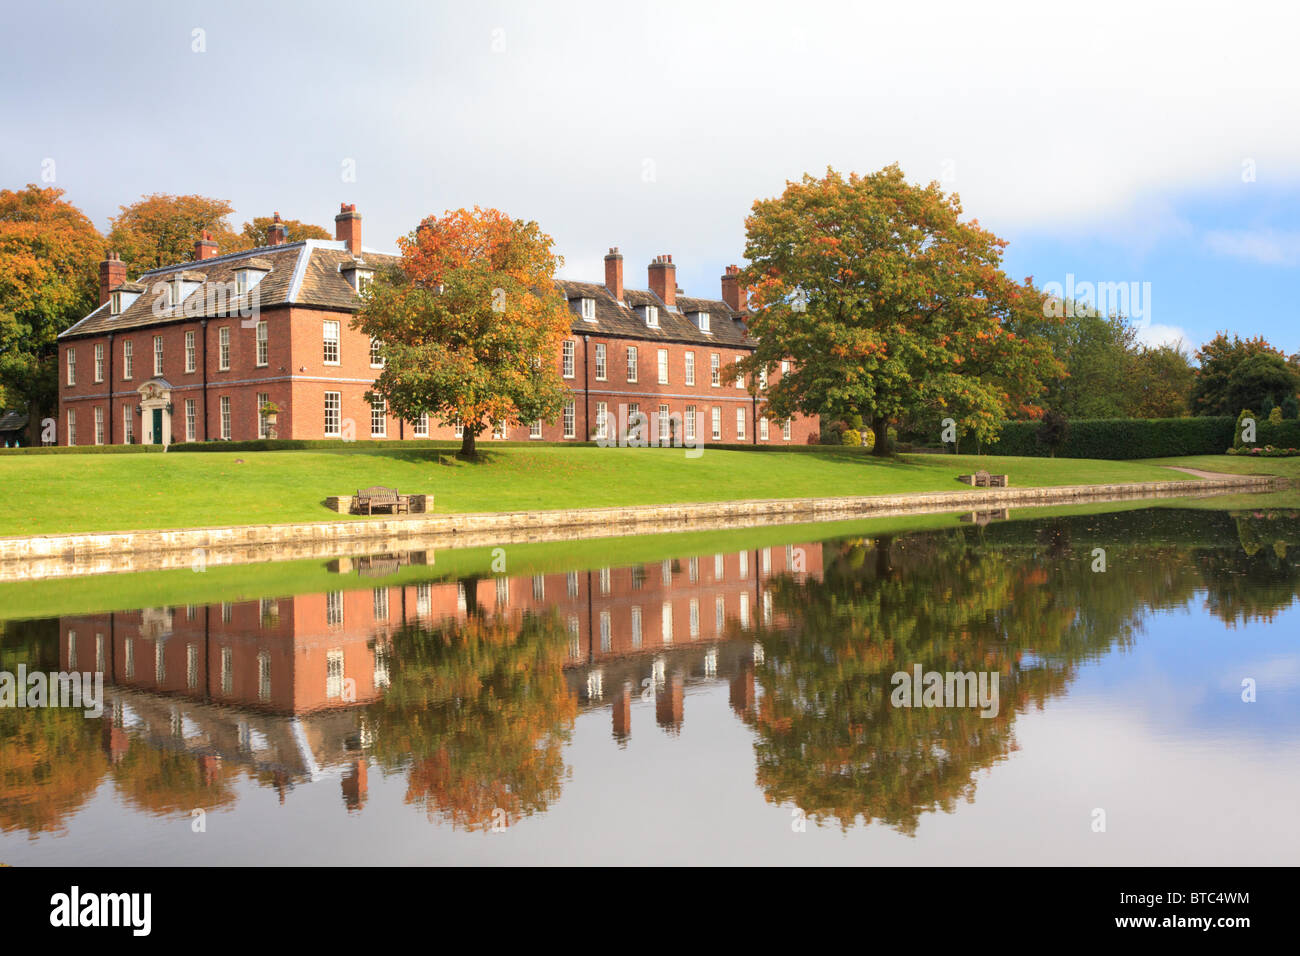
195 230 218 261
648 254 676 310
721 264 746 312
268 212 288 246
335 203 361 253
604 247 624 302
99 251 125 306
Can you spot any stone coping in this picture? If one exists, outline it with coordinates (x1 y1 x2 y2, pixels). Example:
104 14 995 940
0 475 1278 583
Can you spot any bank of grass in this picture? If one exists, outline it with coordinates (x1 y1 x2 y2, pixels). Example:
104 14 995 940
1141 454 1300 480
0 445 1197 537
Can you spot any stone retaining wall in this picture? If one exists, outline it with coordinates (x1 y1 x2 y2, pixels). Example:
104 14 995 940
0 476 1277 582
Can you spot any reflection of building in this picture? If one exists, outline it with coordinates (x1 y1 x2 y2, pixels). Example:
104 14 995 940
58 541 823 807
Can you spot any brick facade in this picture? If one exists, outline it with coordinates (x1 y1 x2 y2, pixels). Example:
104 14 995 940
56 206 818 447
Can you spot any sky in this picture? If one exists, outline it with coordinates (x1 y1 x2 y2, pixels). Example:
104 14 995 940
2 0 1298 354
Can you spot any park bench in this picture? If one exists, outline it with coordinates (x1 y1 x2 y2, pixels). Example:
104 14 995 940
354 486 410 515
956 470 1009 488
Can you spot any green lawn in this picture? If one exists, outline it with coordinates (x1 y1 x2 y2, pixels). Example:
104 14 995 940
1142 454 1300 480
0 445 1202 537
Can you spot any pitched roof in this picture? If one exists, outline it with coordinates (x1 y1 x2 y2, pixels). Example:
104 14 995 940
58 241 399 340
557 279 751 347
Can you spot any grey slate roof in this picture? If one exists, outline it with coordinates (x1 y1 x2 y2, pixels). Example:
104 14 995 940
58 241 399 340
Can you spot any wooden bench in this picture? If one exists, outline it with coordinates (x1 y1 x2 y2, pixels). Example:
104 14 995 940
354 486 410 515
956 470 1009 488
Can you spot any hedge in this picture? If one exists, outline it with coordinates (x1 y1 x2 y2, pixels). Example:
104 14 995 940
987 417 1236 459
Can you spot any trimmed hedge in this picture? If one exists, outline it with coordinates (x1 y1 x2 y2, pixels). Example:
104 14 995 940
988 417 1235 459
0 444 166 456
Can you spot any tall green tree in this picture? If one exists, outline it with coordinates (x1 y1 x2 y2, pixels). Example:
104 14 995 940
738 166 1058 455
354 207 572 457
1127 344 1195 418
1191 333 1297 417
0 186 101 421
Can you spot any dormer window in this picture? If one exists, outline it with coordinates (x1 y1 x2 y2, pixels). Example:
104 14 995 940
356 271 373 293
171 277 184 308
696 311 711 334
580 297 596 321
642 305 659 328
110 291 122 315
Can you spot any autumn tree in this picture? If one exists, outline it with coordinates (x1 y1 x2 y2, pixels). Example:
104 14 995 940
0 186 102 420
355 207 572 457
738 166 1057 455
1191 333 1298 417
108 193 240 273
239 215 330 247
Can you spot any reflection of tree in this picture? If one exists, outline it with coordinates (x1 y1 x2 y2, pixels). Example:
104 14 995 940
0 708 108 835
111 744 237 815
1196 511 1300 626
365 606 577 831
747 530 1204 834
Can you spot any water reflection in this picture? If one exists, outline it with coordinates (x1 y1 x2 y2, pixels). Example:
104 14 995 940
2 506 1299 855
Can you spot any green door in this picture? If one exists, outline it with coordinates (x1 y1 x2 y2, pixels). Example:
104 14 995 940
152 408 163 445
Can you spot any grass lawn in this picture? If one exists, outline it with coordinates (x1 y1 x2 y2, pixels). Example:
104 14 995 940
1141 454 1300 480
0 445 1200 537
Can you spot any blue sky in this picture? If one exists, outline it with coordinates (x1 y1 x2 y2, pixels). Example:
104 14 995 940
2 0 1297 354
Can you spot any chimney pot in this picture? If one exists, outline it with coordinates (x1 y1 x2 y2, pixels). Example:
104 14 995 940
648 253 677 309
267 213 288 247
99 251 126 305
194 230 218 261
604 246 624 302
335 203 362 253
721 264 746 312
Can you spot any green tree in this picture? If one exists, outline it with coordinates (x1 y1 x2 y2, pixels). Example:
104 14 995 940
1191 333 1295 417
1127 344 1195 418
354 207 572 458
0 186 102 422
738 166 1058 455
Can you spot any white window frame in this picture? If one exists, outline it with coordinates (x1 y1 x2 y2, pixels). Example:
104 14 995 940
684 350 695 386
644 305 659 328
760 416 769 441
94 405 104 445
562 400 576 439
657 348 669 385
580 297 596 321
123 405 134 444
684 405 696 442
323 320 340 365
626 346 638 383
736 407 745 440
711 406 721 441
413 412 428 437
324 391 341 437
658 403 670 443
257 392 270 438
185 399 196 442
369 337 383 368
371 397 387 437
123 339 133 380
256 321 269 367
153 335 164 376
94 344 104 383
697 311 711 333
594 343 607 381
710 353 720 387
596 401 608 440
185 331 196 373
218 326 230 371
66 348 76 386
219 395 231 440
562 339 575 378
783 418 793 441
530 419 543 439
735 356 745 389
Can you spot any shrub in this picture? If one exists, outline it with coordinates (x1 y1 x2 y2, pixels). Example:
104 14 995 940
841 429 862 447
988 417 1235 459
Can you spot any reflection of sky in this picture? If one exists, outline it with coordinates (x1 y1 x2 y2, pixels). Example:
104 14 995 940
1067 593 1300 746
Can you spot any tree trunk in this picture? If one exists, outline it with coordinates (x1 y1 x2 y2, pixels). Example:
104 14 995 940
459 428 478 459
871 417 891 457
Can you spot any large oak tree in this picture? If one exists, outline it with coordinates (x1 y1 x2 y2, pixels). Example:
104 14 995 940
738 166 1057 455
354 207 572 457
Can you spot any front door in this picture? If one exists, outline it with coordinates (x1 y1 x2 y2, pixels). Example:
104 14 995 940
152 408 163 445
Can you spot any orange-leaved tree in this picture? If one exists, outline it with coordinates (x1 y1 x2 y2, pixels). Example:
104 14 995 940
355 207 572 457
108 193 240 273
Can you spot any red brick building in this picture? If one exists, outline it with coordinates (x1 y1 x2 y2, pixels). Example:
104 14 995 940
56 204 817 446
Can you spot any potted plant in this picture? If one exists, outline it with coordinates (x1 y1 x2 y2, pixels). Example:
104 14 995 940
259 399 280 439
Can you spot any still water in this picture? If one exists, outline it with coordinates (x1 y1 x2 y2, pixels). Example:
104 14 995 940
2 503 1298 865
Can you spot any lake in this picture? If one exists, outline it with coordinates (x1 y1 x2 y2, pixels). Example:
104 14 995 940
2 500 1298 865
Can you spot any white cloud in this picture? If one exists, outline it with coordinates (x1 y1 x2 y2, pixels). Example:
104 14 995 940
1203 229 1300 266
